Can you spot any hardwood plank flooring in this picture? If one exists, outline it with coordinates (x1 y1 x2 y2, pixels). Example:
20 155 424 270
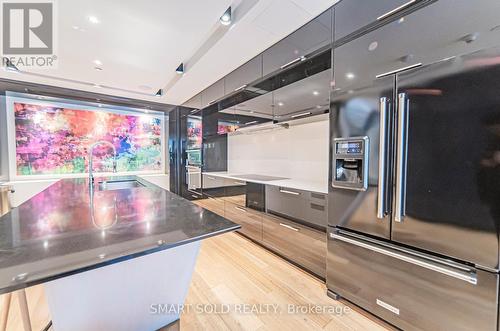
0 233 392 331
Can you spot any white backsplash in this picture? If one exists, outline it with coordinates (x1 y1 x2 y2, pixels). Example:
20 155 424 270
227 117 329 184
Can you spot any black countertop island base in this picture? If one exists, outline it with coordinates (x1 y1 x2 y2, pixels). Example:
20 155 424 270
0 176 239 294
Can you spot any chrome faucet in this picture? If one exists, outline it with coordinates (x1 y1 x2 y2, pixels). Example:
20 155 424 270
89 141 117 185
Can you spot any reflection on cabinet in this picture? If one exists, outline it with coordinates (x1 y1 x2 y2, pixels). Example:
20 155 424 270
333 0 500 94
196 196 225 217
195 181 327 280
266 186 327 228
201 79 225 108
224 202 263 242
225 55 263 93
223 178 246 207
266 186 306 222
183 92 202 109
334 0 412 41
262 8 332 77
262 213 326 278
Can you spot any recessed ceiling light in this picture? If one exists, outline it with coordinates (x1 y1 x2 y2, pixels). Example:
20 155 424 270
313 91 319 96
368 41 378 51
94 66 103 71
346 72 355 80
219 7 232 25
88 16 100 24
277 102 284 107
94 60 103 66
72 25 80 30
175 63 184 74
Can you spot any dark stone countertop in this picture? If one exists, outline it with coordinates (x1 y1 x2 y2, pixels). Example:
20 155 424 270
0 176 239 294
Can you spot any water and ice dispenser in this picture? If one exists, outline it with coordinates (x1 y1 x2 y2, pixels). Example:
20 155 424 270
332 137 369 191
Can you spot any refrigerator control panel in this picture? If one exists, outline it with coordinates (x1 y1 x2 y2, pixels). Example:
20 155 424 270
332 137 369 191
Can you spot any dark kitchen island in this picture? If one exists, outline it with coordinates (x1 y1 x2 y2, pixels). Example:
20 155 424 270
0 176 239 331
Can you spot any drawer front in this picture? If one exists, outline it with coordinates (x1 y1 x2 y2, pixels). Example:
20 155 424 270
196 197 225 217
202 174 226 189
263 214 326 278
266 186 306 220
327 229 499 331
309 192 327 206
304 202 327 228
225 202 262 242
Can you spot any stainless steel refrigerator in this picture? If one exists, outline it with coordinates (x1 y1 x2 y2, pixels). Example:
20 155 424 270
327 1 500 330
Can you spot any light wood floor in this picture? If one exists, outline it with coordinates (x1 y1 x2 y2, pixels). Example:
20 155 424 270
0 233 391 331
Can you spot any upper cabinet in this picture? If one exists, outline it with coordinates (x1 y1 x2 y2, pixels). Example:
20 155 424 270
225 55 263 94
183 93 202 110
201 79 225 109
262 8 333 77
333 0 500 93
272 68 331 122
334 0 414 41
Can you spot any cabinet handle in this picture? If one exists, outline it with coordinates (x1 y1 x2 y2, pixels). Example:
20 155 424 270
279 223 299 232
235 206 247 213
280 56 306 70
331 231 477 285
234 84 247 92
377 0 416 21
377 97 388 219
395 93 409 223
279 189 300 196
375 63 422 79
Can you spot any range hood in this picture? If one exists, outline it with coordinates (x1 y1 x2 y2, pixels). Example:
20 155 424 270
230 121 289 135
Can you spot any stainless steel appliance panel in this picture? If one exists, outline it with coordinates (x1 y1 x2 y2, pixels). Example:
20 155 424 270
393 47 500 269
329 75 394 239
327 229 499 331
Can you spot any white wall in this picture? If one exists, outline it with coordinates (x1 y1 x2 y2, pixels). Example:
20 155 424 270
227 116 329 184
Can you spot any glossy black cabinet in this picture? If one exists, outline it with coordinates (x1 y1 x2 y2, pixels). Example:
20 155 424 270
225 55 263 93
272 68 331 121
334 0 412 41
183 92 202 109
262 8 332 77
334 0 500 94
201 79 225 108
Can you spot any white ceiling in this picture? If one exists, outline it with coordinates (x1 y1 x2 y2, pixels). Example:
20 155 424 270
0 0 339 105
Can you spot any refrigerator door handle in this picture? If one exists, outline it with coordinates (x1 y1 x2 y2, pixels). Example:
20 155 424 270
330 232 478 285
377 97 388 219
395 93 408 222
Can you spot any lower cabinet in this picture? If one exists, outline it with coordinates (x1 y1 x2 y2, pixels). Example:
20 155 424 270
197 196 225 216
262 213 326 279
224 202 263 242
196 189 327 280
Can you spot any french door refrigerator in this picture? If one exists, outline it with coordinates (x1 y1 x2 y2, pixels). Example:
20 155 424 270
327 0 500 330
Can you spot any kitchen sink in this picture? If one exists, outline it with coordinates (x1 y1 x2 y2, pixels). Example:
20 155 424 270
97 179 144 191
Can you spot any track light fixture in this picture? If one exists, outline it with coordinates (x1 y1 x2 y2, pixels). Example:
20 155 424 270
219 7 232 26
176 63 184 74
